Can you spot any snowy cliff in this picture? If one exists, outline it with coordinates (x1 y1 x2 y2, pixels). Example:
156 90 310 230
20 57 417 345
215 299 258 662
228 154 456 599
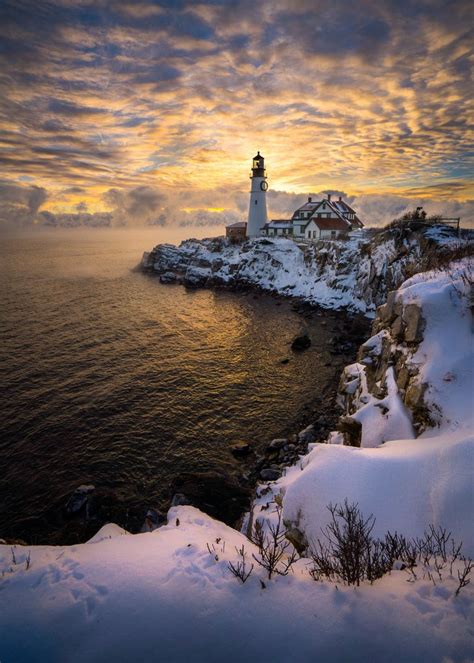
141 225 472 314
252 259 473 556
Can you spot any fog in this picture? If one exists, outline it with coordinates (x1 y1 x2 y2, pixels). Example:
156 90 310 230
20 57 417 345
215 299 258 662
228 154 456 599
0 226 225 281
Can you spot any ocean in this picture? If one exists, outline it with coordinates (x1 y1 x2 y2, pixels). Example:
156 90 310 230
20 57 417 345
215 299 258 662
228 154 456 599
0 227 351 543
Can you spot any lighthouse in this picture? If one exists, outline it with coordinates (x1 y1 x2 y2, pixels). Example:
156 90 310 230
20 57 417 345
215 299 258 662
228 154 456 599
246 151 268 238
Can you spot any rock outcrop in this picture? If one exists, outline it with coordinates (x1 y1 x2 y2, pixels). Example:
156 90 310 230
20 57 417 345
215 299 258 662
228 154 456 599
141 226 472 314
337 287 433 441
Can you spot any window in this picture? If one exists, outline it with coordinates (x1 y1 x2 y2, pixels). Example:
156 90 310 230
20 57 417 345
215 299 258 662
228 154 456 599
331 230 337 238
255 200 258 204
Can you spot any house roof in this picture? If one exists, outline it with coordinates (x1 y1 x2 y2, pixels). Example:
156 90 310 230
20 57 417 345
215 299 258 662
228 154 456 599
311 217 351 231
292 202 319 218
263 219 293 229
291 196 364 228
226 221 247 228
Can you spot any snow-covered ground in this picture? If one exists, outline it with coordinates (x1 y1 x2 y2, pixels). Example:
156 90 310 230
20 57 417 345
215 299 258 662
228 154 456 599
1 506 473 663
1 255 473 662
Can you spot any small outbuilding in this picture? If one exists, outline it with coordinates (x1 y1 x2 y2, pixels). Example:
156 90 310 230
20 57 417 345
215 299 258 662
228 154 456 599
226 221 247 241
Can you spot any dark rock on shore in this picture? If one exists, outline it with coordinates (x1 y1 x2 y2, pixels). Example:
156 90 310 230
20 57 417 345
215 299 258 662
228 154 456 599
260 468 281 481
142 508 166 532
266 438 287 452
169 472 251 526
291 334 311 352
64 484 95 518
159 271 177 284
231 441 252 457
338 415 362 447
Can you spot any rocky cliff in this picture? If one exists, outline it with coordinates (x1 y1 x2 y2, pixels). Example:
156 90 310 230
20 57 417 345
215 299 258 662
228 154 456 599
249 257 473 554
141 225 472 314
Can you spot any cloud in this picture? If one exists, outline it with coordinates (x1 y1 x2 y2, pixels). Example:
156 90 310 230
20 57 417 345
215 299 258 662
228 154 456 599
1 178 472 231
0 0 471 219
0 180 48 227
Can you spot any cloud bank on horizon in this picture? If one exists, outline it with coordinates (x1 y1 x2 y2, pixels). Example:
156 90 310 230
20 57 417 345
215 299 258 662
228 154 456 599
0 0 472 229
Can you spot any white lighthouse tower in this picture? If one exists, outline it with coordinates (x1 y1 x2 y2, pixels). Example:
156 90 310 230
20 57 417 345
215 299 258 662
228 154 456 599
246 151 268 238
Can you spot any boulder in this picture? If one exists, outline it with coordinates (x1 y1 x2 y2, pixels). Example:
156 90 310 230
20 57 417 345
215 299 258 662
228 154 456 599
403 303 424 343
171 493 189 507
291 334 311 352
260 468 281 481
266 438 287 451
159 271 177 284
285 527 308 555
142 508 166 532
404 381 426 410
338 416 362 447
183 267 209 287
391 315 404 341
297 424 316 445
170 473 251 526
64 484 95 517
231 441 252 458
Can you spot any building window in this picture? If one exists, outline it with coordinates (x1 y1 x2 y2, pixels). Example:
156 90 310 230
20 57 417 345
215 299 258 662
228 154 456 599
255 200 258 205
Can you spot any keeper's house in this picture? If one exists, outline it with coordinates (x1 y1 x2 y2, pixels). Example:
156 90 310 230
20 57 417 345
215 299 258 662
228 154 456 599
262 194 364 240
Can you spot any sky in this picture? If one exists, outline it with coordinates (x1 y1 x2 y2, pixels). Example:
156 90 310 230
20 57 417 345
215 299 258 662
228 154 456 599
0 0 473 229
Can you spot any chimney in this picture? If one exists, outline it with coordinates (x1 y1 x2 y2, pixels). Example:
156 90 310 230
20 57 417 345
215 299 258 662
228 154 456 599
339 196 342 202
327 194 331 202
308 196 312 203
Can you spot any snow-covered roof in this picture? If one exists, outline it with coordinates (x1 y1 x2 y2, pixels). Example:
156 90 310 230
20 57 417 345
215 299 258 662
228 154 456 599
264 220 293 229
292 202 319 218
226 222 247 228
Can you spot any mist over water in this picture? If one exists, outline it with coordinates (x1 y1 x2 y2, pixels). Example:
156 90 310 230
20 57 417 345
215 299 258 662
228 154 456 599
1 228 347 544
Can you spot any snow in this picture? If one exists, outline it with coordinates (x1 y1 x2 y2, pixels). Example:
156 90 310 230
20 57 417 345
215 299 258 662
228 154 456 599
274 430 473 552
1 506 473 662
252 262 474 562
399 262 473 434
1 250 473 661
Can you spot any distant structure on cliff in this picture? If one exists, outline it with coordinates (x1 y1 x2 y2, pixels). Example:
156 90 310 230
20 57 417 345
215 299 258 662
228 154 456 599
225 221 247 241
225 153 364 241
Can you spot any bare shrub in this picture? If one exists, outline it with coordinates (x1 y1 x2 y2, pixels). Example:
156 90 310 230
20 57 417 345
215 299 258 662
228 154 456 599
228 545 254 584
308 501 471 595
455 558 473 596
251 504 298 580
309 500 382 586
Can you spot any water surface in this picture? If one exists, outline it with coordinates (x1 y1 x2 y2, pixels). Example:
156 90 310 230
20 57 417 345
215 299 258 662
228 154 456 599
1 228 349 543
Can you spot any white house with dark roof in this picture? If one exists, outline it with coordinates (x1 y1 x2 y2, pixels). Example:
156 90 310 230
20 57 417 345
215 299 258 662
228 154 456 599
262 193 363 240
291 194 364 240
